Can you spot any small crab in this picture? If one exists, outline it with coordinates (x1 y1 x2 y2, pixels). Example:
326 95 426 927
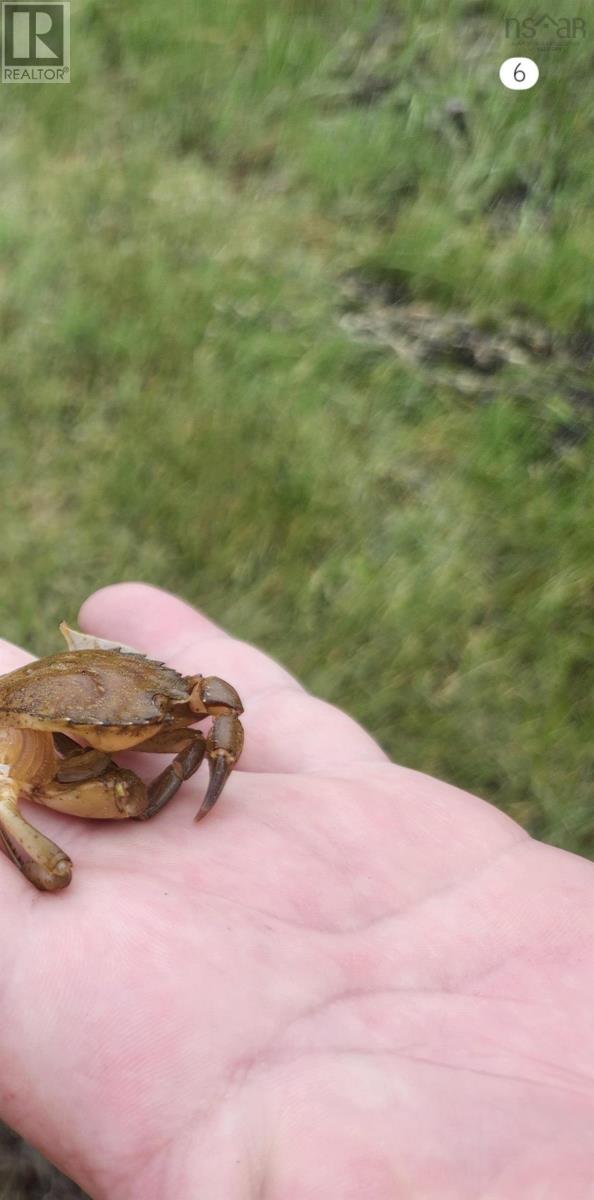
0 623 244 891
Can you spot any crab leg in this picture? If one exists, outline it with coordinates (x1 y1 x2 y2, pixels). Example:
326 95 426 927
196 714 244 822
129 717 243 822
34 724 231 831
32 765 148 820
133 729 206 822
187 676 245 820
0 780 72 892
52 733 112 782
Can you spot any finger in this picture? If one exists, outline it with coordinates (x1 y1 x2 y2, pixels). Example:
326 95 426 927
0 637 34 674
79 583 387 773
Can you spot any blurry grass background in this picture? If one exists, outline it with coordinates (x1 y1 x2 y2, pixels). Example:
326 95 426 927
0 0 592 876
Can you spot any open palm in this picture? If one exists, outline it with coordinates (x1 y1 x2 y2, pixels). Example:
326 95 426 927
1 583 593 1200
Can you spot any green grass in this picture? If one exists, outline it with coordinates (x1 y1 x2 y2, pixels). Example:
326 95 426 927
0 0 592 852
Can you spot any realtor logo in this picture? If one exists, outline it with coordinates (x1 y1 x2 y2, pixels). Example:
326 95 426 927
505 14 586 41
2 2 70 82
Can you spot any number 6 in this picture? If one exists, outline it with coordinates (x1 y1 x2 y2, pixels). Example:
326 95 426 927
514 62 526 82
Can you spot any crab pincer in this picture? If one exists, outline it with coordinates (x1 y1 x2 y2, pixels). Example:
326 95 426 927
186 675 245 821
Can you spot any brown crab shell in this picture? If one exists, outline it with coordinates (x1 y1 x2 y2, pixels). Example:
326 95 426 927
0 650 193 750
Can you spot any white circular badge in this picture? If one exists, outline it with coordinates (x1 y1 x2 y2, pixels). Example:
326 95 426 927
499 58 539 90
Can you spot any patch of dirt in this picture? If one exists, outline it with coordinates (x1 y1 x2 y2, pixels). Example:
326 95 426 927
339 270 594 426
342 272 552 384
485 180 532 230
308 15 405 110
566 328 594 363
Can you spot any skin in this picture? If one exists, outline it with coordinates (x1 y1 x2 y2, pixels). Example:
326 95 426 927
0 582 593 1199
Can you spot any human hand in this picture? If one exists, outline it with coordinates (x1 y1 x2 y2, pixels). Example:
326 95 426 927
1 583 593 1199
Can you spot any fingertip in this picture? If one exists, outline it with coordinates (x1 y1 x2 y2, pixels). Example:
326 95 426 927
79 582 224 654
79 581 173 628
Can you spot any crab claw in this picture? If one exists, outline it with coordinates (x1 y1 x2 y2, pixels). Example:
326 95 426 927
188 675 244 717
195 714 244 822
